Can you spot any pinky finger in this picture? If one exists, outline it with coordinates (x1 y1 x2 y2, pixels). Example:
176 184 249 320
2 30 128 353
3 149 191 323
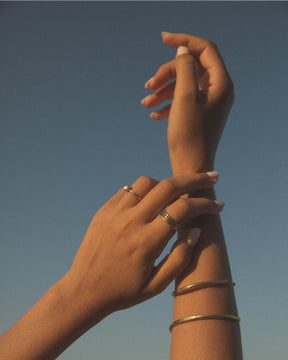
142 228 201 297
150 104 171 120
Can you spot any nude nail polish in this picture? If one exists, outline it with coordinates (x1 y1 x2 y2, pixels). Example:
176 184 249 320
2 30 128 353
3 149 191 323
176 46 190 56
187 228 201 247
214 200 225 209
206 171 219 180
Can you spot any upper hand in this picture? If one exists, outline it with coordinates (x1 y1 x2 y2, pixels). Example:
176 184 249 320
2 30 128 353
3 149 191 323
141 32 234 172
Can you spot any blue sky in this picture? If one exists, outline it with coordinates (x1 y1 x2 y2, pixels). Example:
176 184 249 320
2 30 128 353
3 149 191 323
0 2 287 359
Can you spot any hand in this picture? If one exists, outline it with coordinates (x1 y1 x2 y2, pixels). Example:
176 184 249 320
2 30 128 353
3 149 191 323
63 172 223 319
141 32 234 172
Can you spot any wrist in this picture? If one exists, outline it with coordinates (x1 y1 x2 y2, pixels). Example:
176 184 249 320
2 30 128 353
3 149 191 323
169 146 215 175
54 274 110 331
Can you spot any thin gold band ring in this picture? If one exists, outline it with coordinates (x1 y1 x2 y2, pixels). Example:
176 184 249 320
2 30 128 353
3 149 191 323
160 210 182 232
123 185 142 201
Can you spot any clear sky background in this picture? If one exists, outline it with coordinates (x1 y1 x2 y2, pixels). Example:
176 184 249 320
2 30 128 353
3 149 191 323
0 1 287 359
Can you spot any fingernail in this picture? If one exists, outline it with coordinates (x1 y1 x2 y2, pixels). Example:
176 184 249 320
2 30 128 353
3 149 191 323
206 171 219 180
214 200 225 210
150 112 158 119
141 95 151 105
187 228 201 247
144 77 154 89
176 46 190 57
161 31 170 36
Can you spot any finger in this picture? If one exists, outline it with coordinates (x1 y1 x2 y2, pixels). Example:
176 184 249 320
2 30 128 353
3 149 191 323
166 47 200 131
141 228 201 297
120 175 159 208
137 172 219 220
145 58 205 95
162 32 228 75
150 105 171 121
162 32 232 100
174 46 199 99
147 197 224 252
141 81 175 108
145 60 176 90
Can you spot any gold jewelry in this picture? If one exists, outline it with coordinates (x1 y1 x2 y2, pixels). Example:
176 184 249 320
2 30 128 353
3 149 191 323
123 185 142 201
160 210 182 231
172 280 236 297
169 314 240 332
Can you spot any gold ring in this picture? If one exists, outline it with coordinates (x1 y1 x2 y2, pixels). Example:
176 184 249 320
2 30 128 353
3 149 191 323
123 185 142 201
160 210 181 231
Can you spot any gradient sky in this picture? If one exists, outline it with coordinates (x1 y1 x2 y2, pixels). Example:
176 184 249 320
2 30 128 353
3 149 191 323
1 2 288 359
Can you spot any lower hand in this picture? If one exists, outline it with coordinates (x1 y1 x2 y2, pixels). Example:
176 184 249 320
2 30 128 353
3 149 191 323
63 172 223 320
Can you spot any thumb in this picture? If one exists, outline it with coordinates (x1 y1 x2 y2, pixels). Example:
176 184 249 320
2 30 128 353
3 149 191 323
174 46 199 100
142 228 201 297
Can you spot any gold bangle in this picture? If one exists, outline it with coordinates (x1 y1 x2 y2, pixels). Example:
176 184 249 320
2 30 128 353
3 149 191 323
169 314 240 332
172 280 236 297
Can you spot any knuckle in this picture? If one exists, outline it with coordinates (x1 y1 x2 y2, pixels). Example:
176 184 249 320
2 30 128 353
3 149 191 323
214 77 235 103
227 77 234 92
206 39 218 51
138 175 157 188
222 77 234 95
178 87 198 102
175 198 191 215
159 177 178 195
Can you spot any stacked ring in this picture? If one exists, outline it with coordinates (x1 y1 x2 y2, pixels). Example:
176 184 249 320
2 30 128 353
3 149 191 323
160 210 182 231
123 185 142 201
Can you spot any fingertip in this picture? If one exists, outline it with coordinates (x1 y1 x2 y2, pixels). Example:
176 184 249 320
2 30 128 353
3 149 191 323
214 200 225 210
187 228 201 247
176 46 190 57
206 171 219 180
144 77 154 89
150 112 161 120
205 171 219 184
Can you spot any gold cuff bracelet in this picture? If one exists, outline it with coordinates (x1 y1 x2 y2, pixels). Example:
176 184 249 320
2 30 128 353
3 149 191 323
172 280 236 297
169 314 240 332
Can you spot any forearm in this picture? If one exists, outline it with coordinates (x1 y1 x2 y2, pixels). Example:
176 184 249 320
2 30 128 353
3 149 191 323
169 161 242 360
0 278 108 360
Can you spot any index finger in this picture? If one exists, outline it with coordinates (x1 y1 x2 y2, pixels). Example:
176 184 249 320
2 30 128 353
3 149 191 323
137 172 218 221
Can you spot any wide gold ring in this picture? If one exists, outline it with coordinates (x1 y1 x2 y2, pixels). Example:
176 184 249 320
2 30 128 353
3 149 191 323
123 185 142 201
160 210 182 232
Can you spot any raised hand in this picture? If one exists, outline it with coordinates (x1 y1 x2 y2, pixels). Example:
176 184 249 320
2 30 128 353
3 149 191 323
141 32 234 172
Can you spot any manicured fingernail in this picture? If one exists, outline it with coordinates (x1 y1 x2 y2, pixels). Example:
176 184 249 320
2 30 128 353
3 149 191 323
141 95 151 105
161 31 170 36
176 46 190 57
214 200 225 210
187 228 201 247
144 77 154 89
150 112 157 119
206 171 219 180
